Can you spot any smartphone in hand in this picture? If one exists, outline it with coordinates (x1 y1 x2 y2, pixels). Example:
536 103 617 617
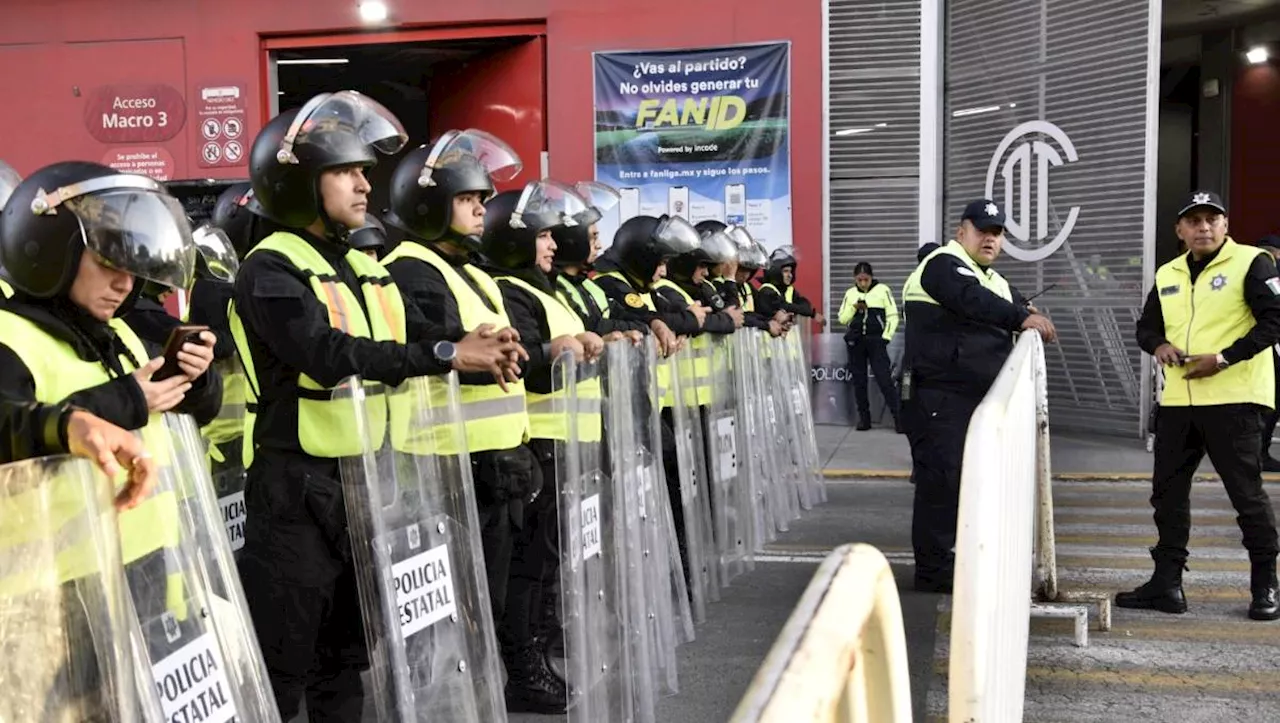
152 324 210 381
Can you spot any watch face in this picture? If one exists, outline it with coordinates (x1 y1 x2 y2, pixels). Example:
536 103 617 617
434 341 456 362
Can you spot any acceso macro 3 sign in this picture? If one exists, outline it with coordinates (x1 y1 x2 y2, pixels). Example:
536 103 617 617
984 120 1080 262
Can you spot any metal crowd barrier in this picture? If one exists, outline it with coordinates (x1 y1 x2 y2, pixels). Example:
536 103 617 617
728 544 912 723
949 332 1110 723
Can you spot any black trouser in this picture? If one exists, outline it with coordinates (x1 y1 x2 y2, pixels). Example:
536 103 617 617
238 452 367 722
847 337 899 423
658 408 689 586
1151 404 1279 562
1264 354 1280 460
500 440 559 651
904 387 981 583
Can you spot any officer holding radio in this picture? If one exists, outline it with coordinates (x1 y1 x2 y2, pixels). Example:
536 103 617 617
1121 191 1280 621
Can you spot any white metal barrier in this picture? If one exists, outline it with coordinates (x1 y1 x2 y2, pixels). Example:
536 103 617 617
729 544 913 723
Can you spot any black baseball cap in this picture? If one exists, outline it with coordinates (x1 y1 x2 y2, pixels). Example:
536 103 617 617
1177 191 1227 218
961 199 1007 231
1257 234 1280 251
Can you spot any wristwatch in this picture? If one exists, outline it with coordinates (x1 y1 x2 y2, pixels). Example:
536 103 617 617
433 341 457 365
1215 353 1230 371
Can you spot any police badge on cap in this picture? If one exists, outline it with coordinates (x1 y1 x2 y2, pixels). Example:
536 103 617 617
1177 191 1227 219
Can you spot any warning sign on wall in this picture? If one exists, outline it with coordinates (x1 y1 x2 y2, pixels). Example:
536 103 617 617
195 82 249 169
102 147 176 181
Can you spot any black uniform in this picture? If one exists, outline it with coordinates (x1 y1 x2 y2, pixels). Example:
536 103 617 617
233 229 452 722
384 243 542 631
1135 249 1280 566
902 251 1030 590
553 271 646 335
121 294 182 350
187 278 239 361
1 399 77 463
756 265 817 319
0 299 223 431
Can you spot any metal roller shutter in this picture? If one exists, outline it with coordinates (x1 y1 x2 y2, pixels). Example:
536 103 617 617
943 0 1157 436
827 0 923 330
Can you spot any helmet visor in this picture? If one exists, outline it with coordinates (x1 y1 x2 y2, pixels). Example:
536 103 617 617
281 91 408 162
0 161 21 211
65 189 197 291
654 215 701 256
513 180 588 231
770 244 798 265
573 181 621 213
700 229 739 264
420 129 523 188
193 224 239 283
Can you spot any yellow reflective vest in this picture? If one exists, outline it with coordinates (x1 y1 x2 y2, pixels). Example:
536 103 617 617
838 282 898 341
496 275 602 443
1156 238 1275 409
228 231 406 464
902 240 1012 306
598 270 671 407
0 309 180 588
381 241 528 451
652 279 713 406
0 278 12 299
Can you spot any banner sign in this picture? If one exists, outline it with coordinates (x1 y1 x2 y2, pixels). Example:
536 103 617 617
592 42 792 251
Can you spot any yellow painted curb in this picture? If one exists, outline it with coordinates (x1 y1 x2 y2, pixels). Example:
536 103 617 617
822 469 911 479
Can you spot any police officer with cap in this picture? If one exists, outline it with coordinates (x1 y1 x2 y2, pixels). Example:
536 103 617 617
1121 191 1280 621
230 93 524 720
1255 234 1280 472
900 199 1057 592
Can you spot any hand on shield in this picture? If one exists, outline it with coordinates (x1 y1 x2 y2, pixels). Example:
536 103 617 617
726 306 745 328
649 319 679 357
550 334 586 361
814 312 826 326
65 410 157 510
457 324 526 391
576 331 605 362
689 302 710 328
767 320 785 337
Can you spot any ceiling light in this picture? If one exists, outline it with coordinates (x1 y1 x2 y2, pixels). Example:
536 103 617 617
276 58 349 66
1246 46 1270 65
951 105 1002 118
359 1 389 23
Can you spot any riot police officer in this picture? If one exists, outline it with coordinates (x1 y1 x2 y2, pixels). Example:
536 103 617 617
900 199 1056 592
230 93 524 720
757 245 825 327
838 262 902 432
481 180 607 710
550 182 647 338
381 129 561 711
593 215 696 357
731 234 784 336
656 225 741 335
1121 192 1280 621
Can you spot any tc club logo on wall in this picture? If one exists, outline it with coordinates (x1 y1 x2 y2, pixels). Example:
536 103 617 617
984 120 1080 262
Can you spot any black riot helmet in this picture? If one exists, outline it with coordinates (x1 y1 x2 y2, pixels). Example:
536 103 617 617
482 180 589 270
671 219 737 282
387 129 522 252
611 214 701 291
210 181 271 258
0 161 197 300
769 244 798 271
552 181 621 270
730 227 766 270
349 212 388 255
249 90 407 234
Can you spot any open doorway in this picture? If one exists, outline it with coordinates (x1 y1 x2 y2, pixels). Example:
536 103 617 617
267 29 547 227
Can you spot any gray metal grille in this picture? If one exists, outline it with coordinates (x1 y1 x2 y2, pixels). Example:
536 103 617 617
944 0 1156 436
828 0 922 329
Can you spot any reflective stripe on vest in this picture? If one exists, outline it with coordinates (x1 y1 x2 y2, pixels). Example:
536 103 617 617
760 283 795 304
496 275 602 443
380 241 528 451
1156 238 1275 408
0 278 12 299
556 274 589 320
0 310 181 589
598 270 670 405
902 240 1013 306
229 231 406 461
740 283 755 312
652 279 713 406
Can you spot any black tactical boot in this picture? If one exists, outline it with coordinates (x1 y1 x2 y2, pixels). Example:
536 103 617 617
1115 548 1188 614
893 415 905 434
1248 556 1280 621
856 415 872 431
539 592 566 683
504 643 568 714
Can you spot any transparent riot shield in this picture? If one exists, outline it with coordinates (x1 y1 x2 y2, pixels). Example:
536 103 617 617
784 331 828 505
0 455 151 722
708 334 753 584
337 373 506 723
122 413 280 723
554 351 633 723
668 345 717 622
759 335 803 528
204 356 248 558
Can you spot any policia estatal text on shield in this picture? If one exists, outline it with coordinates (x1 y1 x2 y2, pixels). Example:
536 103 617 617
900 199 1057 594
1119 191 1280 621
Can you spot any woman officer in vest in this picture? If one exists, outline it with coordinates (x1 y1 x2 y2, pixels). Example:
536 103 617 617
481 179 607 712
838 262 903 433
0 161 222 437
232 94 526 720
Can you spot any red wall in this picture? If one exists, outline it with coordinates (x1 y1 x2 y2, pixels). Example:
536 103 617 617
1231 59 1280 244
0 0 825 306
